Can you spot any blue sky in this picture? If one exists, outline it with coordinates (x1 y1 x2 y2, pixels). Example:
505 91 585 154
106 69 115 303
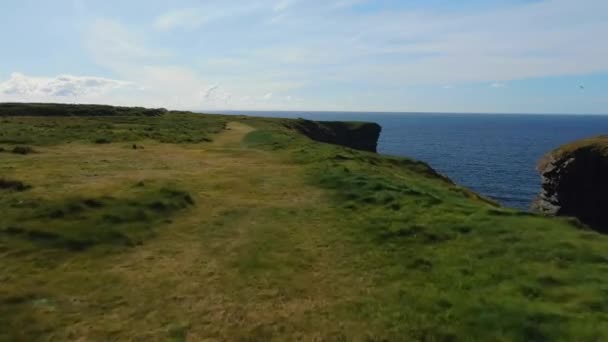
0 0 606 113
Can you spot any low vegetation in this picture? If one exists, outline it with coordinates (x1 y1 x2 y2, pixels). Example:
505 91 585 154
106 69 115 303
11 146 35 155
244 126 608 341
0 178 31 192
0 102 168 117
1 104 608 340
1 183 194 251
0 103 228 145
538 134 608 169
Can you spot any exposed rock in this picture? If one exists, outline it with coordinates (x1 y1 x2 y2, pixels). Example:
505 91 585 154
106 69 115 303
286 118 382 152
534 135 608 232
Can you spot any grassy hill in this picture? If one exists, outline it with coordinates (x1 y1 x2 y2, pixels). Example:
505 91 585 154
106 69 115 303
2 104 608 341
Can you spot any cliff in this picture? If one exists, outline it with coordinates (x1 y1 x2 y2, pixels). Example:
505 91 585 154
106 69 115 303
534 135 608 231
5 103 608 340
284 118 382 152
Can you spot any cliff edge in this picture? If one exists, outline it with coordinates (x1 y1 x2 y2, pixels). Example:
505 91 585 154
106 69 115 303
6 103 608 339
285 118 382 152
534 135 608 231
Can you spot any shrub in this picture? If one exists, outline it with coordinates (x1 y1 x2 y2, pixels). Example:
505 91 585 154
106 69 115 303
0 178 31 191
11 146 34 155
94 138 111 144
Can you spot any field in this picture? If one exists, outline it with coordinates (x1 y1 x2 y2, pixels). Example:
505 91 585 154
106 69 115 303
2 105 608 341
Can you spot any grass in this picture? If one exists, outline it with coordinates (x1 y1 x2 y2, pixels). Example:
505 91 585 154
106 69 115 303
0 110 227 145
0 102 168 117
1 105 608 340
0 183 194 251
538 134 608 169
243 124 608 340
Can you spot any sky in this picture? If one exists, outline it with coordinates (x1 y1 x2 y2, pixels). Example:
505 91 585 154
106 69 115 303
0 0 607 114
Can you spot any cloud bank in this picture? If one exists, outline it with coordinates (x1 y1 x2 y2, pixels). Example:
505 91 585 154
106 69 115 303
0 73 133 102
2 0 607 112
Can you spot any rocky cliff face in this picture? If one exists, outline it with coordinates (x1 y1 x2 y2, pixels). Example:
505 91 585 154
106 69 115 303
286 119 382 152
534 136 608 232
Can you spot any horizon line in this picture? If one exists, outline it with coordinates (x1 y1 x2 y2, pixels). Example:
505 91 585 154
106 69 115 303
1 101 606 116
207 109 608 116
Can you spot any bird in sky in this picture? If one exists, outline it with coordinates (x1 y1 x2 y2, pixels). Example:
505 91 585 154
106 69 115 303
579 85 585 90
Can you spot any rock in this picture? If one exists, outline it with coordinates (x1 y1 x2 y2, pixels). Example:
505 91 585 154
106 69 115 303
286 118 382 152
533 135 608 232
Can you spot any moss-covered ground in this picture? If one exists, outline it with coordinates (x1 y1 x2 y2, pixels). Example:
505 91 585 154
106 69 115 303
2 108 608 340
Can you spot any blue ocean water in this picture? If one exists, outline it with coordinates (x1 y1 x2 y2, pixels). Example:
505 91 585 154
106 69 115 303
220 111 608 210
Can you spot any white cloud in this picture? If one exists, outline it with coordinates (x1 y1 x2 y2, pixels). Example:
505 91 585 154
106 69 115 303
273 0 297 12
7 0 607 112
155 3 264 31
491 82 506 88
86 19 169 72
200 0 608 89
0 73 133 101
328 0 368 10
82 20 227 109
79 18 293 110
155 8 210 31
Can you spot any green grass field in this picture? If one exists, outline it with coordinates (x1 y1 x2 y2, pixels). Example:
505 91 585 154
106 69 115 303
2 105 608 341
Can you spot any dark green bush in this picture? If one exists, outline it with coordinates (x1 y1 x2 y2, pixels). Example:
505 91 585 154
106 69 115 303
11 146 34 155
0 178 31 191
94 138 112 144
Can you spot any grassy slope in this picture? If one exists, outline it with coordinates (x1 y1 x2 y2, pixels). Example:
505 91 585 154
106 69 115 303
1 109 608 341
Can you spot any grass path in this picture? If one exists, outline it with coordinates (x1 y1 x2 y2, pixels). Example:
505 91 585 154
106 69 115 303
210 121 255 147
1 122 371 340
101 123 343 339
98 122 369 340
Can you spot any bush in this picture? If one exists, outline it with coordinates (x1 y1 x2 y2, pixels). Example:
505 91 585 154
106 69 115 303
11 146 34 155
0 178 31 191
94 138 111 144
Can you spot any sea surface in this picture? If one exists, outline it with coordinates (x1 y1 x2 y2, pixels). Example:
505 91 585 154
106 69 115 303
218 111 608 210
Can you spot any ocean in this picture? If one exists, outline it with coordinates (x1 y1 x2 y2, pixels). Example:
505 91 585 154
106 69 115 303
218 111 608 210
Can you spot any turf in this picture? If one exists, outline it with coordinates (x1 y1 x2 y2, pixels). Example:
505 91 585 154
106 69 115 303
538 134 608 168
0 112 227 145
1 106 608 340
